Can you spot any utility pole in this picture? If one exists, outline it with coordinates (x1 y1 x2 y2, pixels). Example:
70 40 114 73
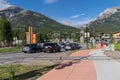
17 26 20 48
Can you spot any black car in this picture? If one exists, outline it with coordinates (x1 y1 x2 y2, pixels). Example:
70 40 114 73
59 43 65 49
22 44 42 53
43 42 61 53
65 43 81 51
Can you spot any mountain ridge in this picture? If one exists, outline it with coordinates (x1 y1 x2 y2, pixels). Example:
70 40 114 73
84 6 120 33
0 6 79 33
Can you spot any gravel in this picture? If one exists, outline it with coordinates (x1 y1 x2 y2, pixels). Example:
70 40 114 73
104 50 120 61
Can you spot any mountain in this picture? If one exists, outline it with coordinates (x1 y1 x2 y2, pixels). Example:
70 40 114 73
87 6 120 33
61 20 75 27
0 6 79 33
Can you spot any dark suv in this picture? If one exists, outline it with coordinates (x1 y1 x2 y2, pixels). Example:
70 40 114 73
43 42 61 53
65 43 81 51
22 44 42 53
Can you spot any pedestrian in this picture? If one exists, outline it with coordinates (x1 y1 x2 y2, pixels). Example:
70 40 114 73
101 41 104 48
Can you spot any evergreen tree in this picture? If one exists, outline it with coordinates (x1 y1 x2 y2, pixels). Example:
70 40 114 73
21 26 28 45
37 32 49 43
37 32 44 43
0 19 13 46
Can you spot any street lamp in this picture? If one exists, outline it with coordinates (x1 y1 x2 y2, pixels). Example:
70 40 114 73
17 26 20 48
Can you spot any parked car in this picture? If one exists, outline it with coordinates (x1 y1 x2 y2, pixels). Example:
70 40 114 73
59 43 65 49
78 44 82 49
43 42 61 53
65 43 72 50
22 44 42 53
65 43 80 51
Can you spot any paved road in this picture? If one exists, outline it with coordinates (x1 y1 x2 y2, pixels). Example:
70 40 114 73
90 49 120 80
0 49 72 65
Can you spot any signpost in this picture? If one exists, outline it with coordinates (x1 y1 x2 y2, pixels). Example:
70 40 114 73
26 26 36 44
84 32 90 49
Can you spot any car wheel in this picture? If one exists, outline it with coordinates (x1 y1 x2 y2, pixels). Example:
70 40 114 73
29 50 33 53
34 50 36 53
24 52 27 53
51 50 56 53
40 49 42 52
58 49 60 52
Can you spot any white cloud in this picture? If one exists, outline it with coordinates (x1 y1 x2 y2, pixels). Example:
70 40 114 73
80 13 85 16
43 0 58 4
70 13 86 19
70 15 80 19
0 0 11 10
60 17 96 27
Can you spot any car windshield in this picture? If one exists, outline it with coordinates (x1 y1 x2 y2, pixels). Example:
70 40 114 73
66 43 71 46
24 44 30 46
44 43 57 46
24 44 37 47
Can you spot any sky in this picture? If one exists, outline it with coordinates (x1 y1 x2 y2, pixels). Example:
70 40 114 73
0 0 120 26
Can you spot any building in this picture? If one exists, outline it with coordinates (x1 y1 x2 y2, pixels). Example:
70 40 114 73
113 32 120 43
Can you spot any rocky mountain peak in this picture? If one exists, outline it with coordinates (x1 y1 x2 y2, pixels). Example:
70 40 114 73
0 6 24 19
0 6 23 12
86 6 120 33
98 6 120 19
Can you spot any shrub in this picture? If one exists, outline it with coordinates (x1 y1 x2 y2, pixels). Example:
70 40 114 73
117 40 120 44
114 43 120 51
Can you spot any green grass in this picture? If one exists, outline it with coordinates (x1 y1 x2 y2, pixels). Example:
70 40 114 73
0 64 56 80
114 43 120 51
0 47 21 54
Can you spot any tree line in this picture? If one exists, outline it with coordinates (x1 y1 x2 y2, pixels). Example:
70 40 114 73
0 18 82 47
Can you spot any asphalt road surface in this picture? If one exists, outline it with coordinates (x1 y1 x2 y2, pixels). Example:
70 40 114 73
0 49 74 65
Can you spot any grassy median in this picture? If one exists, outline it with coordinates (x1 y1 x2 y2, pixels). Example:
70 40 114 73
0 47 21 54
0 64 56 80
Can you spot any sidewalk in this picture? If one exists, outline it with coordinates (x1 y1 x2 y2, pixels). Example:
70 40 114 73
37 50 96 80
90 49 120 80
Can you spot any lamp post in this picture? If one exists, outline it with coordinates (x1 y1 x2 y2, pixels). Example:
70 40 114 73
17 26 20 48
